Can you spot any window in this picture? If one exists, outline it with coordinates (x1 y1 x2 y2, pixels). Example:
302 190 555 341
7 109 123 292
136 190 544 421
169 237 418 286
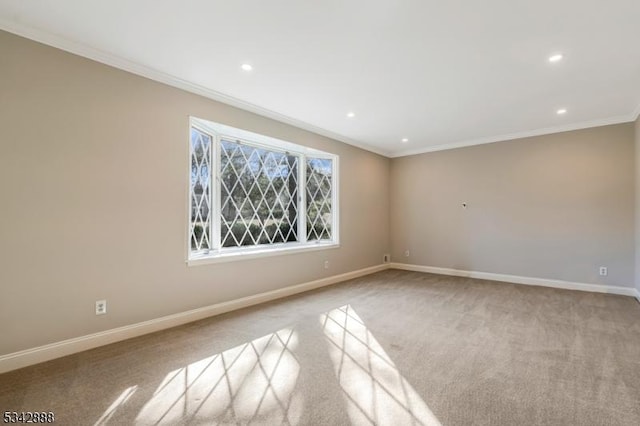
189 117 339 263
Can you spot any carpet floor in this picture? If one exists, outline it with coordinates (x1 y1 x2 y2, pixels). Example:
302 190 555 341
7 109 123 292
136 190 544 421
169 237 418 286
2 270 640 425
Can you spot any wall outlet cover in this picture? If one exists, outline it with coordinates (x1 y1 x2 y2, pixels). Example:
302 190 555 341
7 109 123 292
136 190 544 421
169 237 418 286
95 300 107 315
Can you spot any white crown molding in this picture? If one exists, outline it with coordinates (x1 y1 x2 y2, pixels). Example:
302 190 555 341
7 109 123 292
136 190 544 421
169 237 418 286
0 263 388 373
1 20 638 159
391 113 637 158
0 20 391 158
390 263 637 297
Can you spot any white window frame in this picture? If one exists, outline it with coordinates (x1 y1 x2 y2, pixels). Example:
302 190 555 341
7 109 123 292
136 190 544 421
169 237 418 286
187 117 340 266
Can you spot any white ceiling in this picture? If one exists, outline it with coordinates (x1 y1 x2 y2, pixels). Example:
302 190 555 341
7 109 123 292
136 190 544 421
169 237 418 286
1 0 639 157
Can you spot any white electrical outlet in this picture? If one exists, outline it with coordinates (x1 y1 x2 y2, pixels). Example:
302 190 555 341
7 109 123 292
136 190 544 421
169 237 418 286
383 254 390 263
599 267 607 276
324 260 329 269
95 300 107 315
404 250 410 257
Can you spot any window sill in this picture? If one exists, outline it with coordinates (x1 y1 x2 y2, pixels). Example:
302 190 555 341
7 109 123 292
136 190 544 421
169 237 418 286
187 242 340 266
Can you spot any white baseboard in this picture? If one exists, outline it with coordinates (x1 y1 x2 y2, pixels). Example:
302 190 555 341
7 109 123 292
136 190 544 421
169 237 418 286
2 262 635 374
0 264 388 374
390 263 637 297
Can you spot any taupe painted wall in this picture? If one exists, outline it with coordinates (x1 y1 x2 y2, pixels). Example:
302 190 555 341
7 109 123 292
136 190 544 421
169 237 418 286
635 115 640 292
390 124 635 287
0 28 637 357
0 31 390 355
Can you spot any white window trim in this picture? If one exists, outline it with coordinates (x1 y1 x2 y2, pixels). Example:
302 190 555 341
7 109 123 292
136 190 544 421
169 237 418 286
187 241 340 266
187 116 340 265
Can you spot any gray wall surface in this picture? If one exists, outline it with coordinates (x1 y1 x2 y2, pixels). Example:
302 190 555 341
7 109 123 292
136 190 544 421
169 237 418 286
1 28 637 357
390 124 635 288
0 31 390 355
636 115 640 292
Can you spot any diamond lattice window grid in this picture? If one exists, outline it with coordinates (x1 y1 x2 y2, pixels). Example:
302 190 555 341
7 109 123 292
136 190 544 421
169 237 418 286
188 117 338 260
189 128 212 252
306 158 333 241
220 140 300 248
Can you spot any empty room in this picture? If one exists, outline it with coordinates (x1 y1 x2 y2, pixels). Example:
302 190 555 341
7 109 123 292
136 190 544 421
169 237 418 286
1 1 640 425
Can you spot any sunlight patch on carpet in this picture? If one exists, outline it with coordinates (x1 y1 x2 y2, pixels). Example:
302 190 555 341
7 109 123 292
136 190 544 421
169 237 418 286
320 305 441 426
94 385 138 425
133 328 301 425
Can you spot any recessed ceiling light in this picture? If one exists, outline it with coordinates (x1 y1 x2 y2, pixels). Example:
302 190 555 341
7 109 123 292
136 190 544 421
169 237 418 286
548 53 563 63
241 63 253 71
401 138 409 143
347 112 355 118
557 108 567 115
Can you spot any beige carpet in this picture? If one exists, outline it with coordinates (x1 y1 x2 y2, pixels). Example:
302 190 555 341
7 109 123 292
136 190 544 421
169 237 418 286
2 270 640 425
